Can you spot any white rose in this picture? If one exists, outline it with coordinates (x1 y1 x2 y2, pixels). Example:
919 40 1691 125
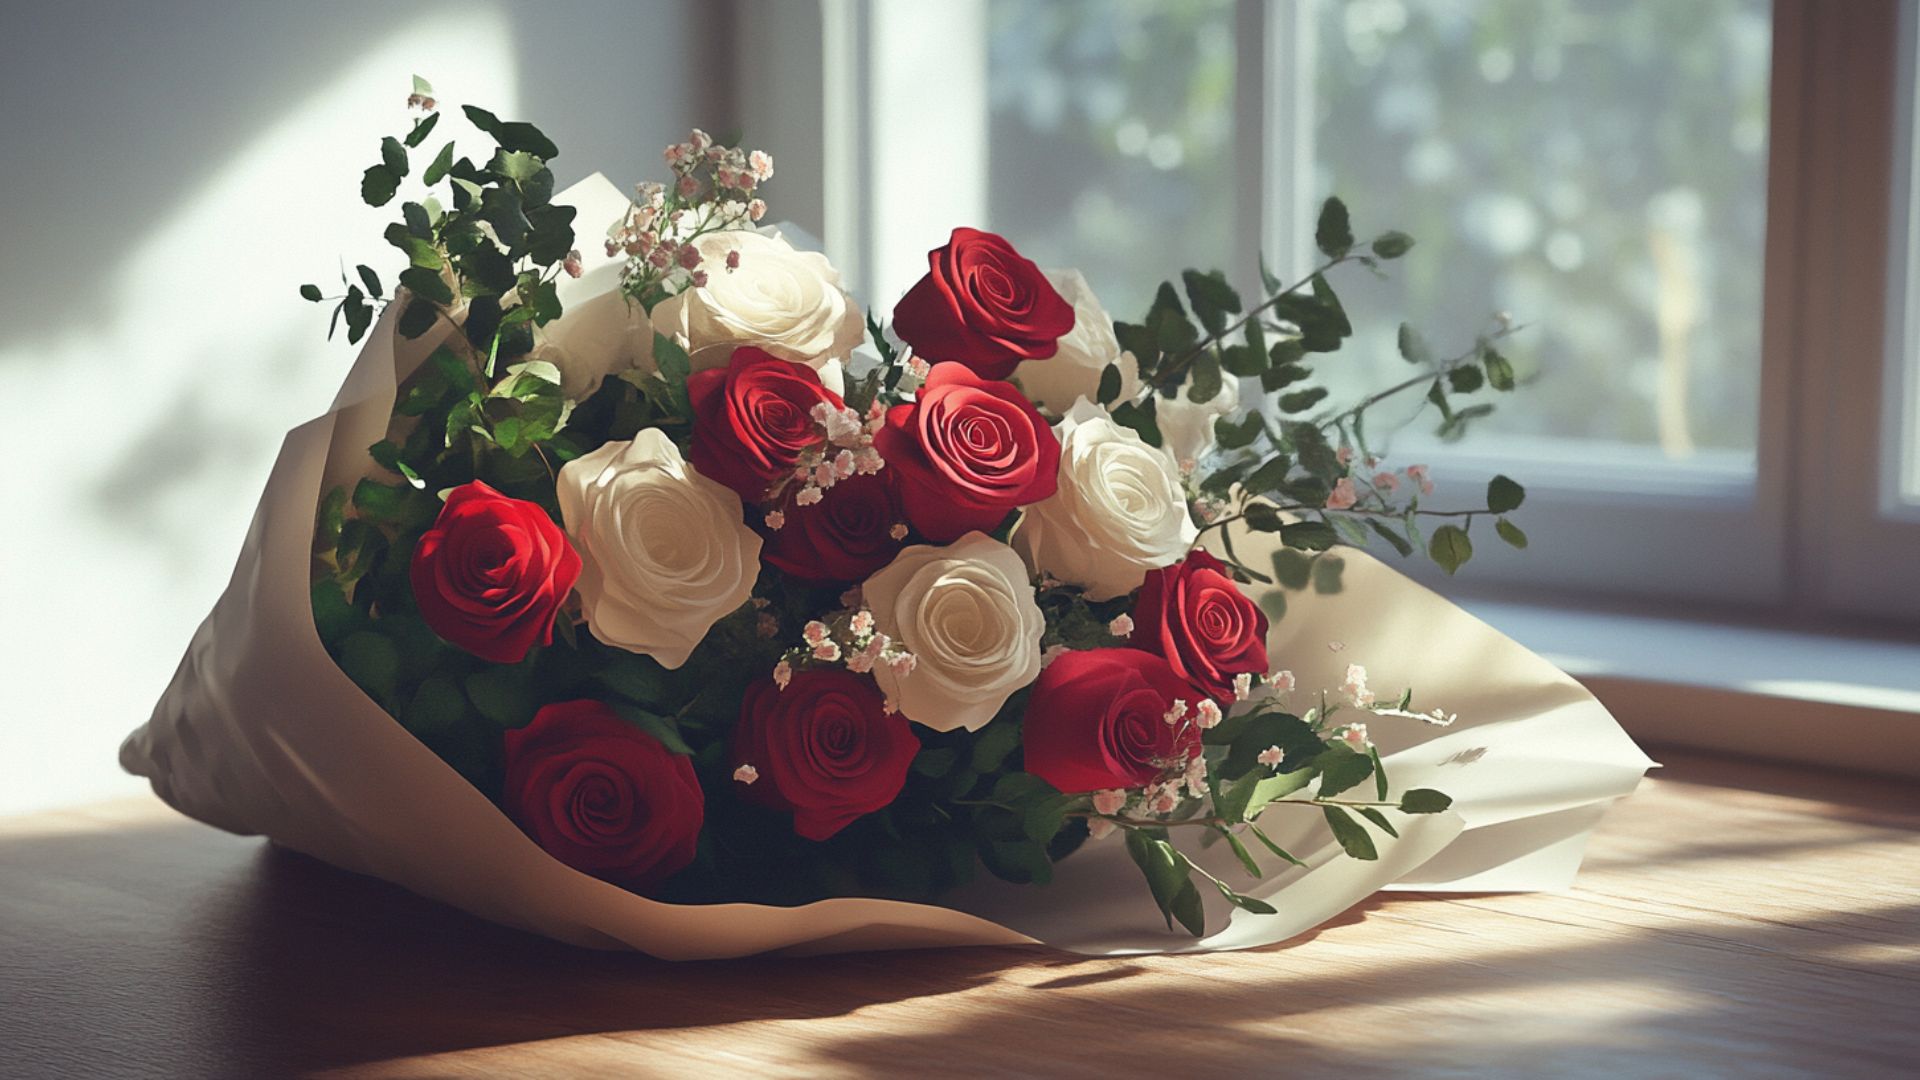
1156 375 1240 471
1012 400 1198 601
863 532 1045 733
649 229 864 382
556 429 762 669
1014 268 1140 416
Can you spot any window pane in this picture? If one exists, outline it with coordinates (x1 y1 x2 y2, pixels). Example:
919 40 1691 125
1307 0 1771 462
986 0 1237 318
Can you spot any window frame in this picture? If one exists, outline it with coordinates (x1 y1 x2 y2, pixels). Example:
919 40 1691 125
737 0 1920 622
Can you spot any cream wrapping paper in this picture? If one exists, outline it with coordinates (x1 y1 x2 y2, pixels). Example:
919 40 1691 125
120 176 1653 960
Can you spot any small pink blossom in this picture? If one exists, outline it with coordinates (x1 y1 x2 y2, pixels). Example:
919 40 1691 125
1088 818 1116 840
1256 745 1285 768
849 610 874 636
812 641 842 662
888 522 909 541
812 463 837 488
907 355 931 379
833 449 857 479
1194 699 1223 729
794 486 823 506
1092 789 1128 816
1271 669 1296 691
886 653 917 677
1343 663 1374 706
749 149 774 180
732 763 760 785
1326 477 1359 511
803 620 831 646
748 198 767 221
764 510 786 531
562 250 584 279
854 447 885 475
1372 471 1399 492
1108 613 1135 637
725 249 741 272
773 659 793 689
1163 700 1189 726
676 243 703 270
1149 790 1180 815
1407 463 1434 496
1340 723 1371 750
676 174 700 198
688 128 713 152
1233 673 1254 701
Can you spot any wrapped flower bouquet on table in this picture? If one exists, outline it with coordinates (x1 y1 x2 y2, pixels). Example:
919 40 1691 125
122 86 1651 958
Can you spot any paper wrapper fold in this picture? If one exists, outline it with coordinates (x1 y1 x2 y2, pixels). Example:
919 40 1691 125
120 176 1652 960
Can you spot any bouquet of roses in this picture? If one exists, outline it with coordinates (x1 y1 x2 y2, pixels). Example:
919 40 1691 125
122 85 1650 957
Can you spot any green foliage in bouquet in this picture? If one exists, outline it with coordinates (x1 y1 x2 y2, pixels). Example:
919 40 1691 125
303 82 1530 936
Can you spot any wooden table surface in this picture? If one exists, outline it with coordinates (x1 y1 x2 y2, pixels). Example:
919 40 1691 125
3 749 1917 1079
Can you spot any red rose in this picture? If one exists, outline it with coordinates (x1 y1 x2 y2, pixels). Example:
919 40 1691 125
892 227 1075 380
687 346 842 502
502 699 704 890
1021 648 1201 793
873 362 1061 542
763 471 909 584
731 670 920 840
1131 550 1271 704
409 480 582 664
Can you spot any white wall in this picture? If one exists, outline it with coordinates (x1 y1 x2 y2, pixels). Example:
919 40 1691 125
0 0 732 813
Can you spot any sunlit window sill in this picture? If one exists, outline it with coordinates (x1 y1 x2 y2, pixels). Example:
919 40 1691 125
1459 598 1920 780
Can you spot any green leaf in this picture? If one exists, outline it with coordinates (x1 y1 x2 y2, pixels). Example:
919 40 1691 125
1495 517 1530 549
1221 343 1265 377
1322 805 1379 860
361 164 401 207
1399 788 1454 814
1315 196 1354 258
1280 520 1337 551
971 717 1022 772
1124 830 1207 937
1242 502 1285 533
1219 829 1264 879
1367 518 1414 557
981 838 1053 886
1483 346 1517 391
1447 364 1484 394
912 747 957 778
356 264 383 300
384 222 443 269
1259 252 1284 295
613 703 695 755
403 110 440 149
1109 399 1162 447
597 654 670 705
1371 231 1415 259
1261 361 1312 392
380 136 409 178
402 676 466 735
1487 474 1526 514
337 631 400 703
423 141 456 186
1181 268 1242 334
1315 748 1375 798
1186 350 1223 404
398 296 439 339
310 578 355 645
1428 525 1473 575
1023 795 1072 846
1214 412 1264 452
299 283 324 302
1093 362 1123 407
399 265 453 306
1397 322 1433 366
1247 823 1305 866
1278 387 1329 414
1357 806 1401 838
461 104 559 159
457 665 530 729
412 75 434 96
1369 744 1389 800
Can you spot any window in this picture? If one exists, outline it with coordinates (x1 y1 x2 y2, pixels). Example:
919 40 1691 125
748 0 1920 622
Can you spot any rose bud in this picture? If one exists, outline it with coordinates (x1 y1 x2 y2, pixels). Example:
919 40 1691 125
503 699 704 891
730 669 919 840
1130 549 1271 704
892 227 1075 380
1021 648 1202 793
408 481 582 664
874 362 1060 542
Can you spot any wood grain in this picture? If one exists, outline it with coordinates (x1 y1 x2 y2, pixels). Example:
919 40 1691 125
2 749 1917 1078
